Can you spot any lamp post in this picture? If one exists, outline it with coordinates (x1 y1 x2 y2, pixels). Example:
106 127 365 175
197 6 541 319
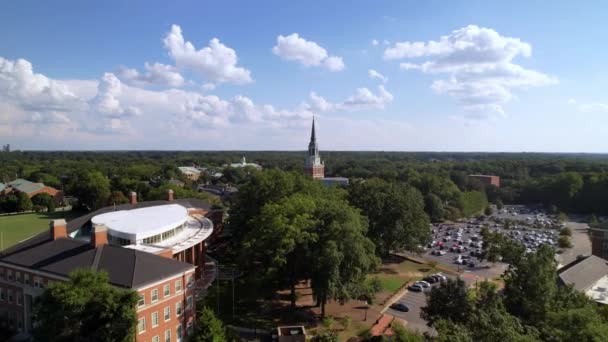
364 301 369 321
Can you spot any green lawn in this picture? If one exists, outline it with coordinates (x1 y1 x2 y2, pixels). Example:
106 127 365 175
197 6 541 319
377 276 407 292
0 211 81 250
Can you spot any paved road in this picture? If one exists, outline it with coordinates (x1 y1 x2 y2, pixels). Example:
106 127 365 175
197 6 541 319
386 288 433 334
557 220 591 267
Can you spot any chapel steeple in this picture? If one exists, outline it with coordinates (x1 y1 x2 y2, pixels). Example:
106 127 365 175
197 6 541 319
304 116 324 179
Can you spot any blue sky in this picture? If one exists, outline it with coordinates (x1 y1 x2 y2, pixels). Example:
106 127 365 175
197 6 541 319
1 1 607 152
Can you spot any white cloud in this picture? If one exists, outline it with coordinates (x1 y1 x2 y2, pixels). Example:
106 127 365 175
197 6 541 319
368 69 388 83
163 24 252 84
567 98 608 113
308 85 393 112
272 33 345 71
89 73 141 118
372 39 379 46
386 25 557 115
0 56 81 111
117 62 184 87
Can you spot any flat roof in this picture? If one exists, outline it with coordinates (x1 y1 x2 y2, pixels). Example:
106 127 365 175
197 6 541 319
91 204 189 241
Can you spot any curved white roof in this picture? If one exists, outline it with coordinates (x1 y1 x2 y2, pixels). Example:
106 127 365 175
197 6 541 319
91 204 189 241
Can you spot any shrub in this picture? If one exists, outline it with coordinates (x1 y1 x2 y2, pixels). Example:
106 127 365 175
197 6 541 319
558 235 573 248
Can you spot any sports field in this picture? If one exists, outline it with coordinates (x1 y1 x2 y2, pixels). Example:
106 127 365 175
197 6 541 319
0 211 81 251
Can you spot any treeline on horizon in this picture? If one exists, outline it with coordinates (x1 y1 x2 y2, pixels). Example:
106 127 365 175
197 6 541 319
1 150 608 216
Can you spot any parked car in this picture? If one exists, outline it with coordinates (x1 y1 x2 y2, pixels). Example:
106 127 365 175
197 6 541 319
409 284 423 292
390 303 410 312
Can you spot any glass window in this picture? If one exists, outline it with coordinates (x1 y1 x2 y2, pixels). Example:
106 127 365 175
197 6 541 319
175 279 182 292
164 306 171 321
164 284 170 297
175 302 183 316
138 294 145 307
176 324 183 341
15 272 21 283
187 275 194 288
152 289 159 302
16 294 21 306
186 296 193 310
0 288 4 301
138 318 146 333
165 329 171 342
152 312 159 327
24 274 30 285
152 336 160 342
8 290 13 302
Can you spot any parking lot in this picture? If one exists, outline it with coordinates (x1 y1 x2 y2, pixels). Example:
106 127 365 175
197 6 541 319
387 205 570 332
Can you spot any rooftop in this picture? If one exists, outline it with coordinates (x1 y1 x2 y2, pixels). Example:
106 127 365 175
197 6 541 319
558 255 608 293
6 178 48 194
91 204 189 240
0 239 193 289
178 166 201 174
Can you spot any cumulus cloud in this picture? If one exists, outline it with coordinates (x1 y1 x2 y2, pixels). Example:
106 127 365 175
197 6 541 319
308 85 393 112
368 69 388 83
385 25 557 116
372 39 379 46
117 62 184 87
0 56 81 111
89 73 141 118
163 24 252 84
272 33 345 71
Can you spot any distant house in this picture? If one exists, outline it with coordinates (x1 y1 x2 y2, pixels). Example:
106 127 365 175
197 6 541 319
468 174 500 188
178 166 202 181
558 255 608 304
1 179 61 201
167 179 185 188
227 156 262 170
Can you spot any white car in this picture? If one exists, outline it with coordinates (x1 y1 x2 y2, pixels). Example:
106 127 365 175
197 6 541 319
415 281 431 288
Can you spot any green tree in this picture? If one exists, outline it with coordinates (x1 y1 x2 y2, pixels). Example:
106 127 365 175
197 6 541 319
0 194 18 213
32 192 55 212
33 270 138 342
188 306 226 342
503 245 558 325
68 170 111 210
590 214 600 227
559 227 572 236
348 179 431 256
424 193 445 222
16 192 33 212
421 278 473 326
108 190 129 205
391 322 425 342
558 235 573 248
484 206 493 216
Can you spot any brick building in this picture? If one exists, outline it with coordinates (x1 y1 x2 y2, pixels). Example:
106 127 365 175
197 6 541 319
0 179 62 202
0 190 221 341
467 174 501 188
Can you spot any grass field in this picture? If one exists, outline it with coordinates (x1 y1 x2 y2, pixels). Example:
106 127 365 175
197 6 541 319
0 211 81 250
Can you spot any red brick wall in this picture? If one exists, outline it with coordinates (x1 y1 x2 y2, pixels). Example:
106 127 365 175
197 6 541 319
135 271 196 342
304 165 325 179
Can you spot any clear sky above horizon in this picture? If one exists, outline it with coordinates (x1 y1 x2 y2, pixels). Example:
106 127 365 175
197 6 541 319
1 0 607 152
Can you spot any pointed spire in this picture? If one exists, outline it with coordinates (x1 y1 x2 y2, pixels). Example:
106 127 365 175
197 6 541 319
310 115 316 144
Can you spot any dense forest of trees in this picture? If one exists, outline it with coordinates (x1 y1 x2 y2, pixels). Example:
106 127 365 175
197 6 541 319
2 151 608 215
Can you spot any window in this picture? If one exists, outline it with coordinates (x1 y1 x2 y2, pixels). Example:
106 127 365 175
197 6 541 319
152 312 159 327
24 274 30 285
152 336 160 342
138 294 145 307
16 293 21 306
164 284 170 297
7 270 13 281
33 277 40 288
152 289 159 302
138 318 146 334
175 279 182 292
175 302 183 316
176 324 183 342
8 290 13 303
164 306 171 321
187 275 194 288
15 272 21 283
187 321 193 334
165 329 171 342
0 288 4 301
186 296 193 310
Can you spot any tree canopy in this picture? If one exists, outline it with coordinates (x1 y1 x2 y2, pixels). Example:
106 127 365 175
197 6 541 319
33 269 138 342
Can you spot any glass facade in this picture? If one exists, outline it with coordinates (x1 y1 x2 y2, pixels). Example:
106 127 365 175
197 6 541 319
142 223 186 245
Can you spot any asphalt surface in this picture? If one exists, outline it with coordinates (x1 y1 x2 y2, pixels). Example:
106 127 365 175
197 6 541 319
386 205 584 333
